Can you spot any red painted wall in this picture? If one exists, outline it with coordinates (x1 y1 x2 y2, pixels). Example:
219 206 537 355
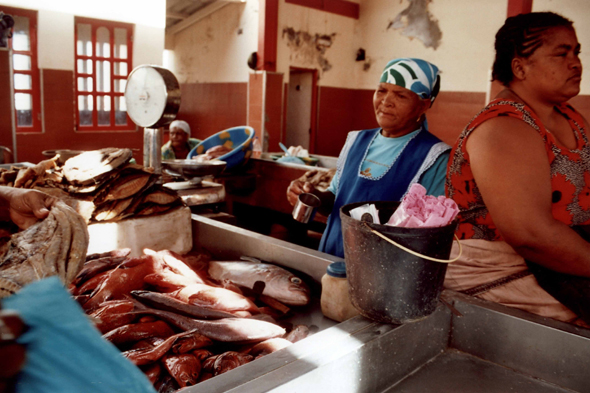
316 86 376 157
15 69 144 164
174 82 248 142
13 73 590 164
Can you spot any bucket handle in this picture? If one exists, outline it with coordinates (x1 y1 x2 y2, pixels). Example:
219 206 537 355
364 223 462 264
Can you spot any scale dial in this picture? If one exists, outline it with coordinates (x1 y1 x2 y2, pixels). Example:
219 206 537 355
124 65 181 128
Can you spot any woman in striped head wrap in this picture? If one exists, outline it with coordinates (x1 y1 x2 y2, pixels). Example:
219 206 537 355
287 58 450 258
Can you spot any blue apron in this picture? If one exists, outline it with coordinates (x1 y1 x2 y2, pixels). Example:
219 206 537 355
318 127 442 258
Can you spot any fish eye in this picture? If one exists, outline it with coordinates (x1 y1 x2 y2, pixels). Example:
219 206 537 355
290 277 302 284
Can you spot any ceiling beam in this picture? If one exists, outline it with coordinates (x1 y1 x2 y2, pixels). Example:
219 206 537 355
167 0 245 35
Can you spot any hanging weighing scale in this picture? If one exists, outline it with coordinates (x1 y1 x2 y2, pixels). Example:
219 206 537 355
125 64 181 176
124 65 226 205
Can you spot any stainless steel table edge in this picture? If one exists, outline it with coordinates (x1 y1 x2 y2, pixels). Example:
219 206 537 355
191 213 343 283
443 290 590 392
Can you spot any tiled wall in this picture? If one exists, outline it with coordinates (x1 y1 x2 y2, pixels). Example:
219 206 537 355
11 75 590 164
176 82 248 142
14 69 144 164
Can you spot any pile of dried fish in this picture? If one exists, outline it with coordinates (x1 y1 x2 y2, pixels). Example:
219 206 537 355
0 148 182 223
71 249 311 391
0 201 89 298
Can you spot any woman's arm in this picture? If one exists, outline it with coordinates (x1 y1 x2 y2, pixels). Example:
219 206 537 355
466 116 590 277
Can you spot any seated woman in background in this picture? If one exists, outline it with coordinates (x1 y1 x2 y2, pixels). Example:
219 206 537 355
161 120 201 160
287 58 450 258
445 12 590 325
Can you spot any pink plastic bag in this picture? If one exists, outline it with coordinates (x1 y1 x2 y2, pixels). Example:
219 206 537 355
386 184 458 228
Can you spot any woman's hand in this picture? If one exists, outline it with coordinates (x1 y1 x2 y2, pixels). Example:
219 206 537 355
286 180 315 207
0 310 26 393
0 187 56 230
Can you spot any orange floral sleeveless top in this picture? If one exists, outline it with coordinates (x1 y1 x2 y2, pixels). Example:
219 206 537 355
446 99 590 241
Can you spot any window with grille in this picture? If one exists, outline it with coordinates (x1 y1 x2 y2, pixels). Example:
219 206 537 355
75 17 134 131
3 6 41 133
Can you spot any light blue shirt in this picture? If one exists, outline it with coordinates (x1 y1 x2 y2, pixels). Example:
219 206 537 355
328 129 449 197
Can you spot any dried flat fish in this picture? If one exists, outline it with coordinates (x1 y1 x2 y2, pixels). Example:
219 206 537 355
0 206 59 287
48 206 71 280
136 203 175 216
0 201 89 297
63 148 132 185
14 157 58 188
66 207 90 284
94 197 134 222
142 189 179 205
34 187 96 223
99 173 153 203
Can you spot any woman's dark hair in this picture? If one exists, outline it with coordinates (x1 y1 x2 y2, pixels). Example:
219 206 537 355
492 12 574 86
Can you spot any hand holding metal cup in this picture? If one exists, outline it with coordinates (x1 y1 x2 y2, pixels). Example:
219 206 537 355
292 193 321 224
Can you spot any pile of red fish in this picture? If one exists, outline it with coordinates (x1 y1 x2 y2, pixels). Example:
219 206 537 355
70 248 312 392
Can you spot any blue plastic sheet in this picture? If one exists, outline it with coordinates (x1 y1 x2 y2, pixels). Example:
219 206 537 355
3 277 156 393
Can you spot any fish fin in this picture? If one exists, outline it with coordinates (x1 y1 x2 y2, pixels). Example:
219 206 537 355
252 281 266 295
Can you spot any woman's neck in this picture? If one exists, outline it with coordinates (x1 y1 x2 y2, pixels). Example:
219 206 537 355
172 144 189 158
381 122 422 138
499 87 559 126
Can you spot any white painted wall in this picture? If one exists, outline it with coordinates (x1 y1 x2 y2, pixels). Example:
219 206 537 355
277 1 360 89
0 0 166 70
165 0 259 84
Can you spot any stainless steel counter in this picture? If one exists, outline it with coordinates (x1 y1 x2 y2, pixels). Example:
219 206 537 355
187 215 590 393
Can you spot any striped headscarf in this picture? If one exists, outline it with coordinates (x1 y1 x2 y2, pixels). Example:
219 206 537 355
379 58 440 103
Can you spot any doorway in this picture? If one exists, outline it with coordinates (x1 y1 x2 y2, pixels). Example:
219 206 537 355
285 68 317 152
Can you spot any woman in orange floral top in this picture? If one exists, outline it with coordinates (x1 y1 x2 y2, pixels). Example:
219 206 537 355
445 12 590 325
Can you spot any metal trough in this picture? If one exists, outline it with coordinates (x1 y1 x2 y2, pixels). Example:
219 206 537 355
186 214 590 392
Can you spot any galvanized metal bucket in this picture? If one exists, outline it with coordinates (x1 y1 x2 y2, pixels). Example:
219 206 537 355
340 201 457 324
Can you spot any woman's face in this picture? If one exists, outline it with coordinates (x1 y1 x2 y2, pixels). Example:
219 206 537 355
373 83 430 136
169 126 189 148
519 26 582 103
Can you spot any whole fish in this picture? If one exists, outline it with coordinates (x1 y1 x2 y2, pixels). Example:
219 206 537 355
208 261 311 306
103 320 175 345
162 353 201 388
131 290 237 320
130 301 285 343
171 284 258 313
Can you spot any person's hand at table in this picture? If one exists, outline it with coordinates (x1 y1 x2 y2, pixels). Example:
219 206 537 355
287 180 315 207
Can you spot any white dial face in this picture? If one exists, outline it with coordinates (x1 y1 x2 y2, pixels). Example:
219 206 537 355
124 66 169 128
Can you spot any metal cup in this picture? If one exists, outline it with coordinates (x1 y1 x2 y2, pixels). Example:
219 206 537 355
292 193 321 224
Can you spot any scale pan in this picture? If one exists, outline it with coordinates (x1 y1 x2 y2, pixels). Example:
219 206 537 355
162 159 226 179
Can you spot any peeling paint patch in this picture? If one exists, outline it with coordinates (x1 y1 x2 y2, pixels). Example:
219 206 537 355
387 0 442 50
282 27 336 72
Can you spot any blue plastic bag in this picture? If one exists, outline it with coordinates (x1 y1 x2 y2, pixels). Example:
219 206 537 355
3 277 156 393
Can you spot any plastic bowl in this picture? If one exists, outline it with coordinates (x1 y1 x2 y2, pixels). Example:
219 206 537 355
188 126 255 170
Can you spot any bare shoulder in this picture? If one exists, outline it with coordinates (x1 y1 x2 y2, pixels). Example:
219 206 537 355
466 115 545 156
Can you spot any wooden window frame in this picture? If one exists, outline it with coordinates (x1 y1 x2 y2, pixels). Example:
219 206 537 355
3 6 42 133
74 17 134 131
